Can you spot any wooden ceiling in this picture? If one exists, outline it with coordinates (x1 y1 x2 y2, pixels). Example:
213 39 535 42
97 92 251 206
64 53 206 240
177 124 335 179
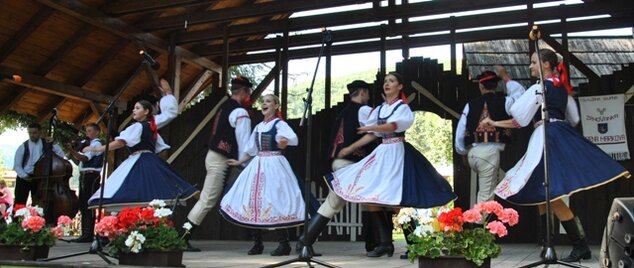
1 0 633 127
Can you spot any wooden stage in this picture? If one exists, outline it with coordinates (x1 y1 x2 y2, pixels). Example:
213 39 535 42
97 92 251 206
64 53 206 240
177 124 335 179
0 240 601 268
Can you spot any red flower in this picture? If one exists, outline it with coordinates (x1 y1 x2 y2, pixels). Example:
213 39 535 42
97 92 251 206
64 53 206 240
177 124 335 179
438 208 464 232
140 207 156 222
117 207 141 229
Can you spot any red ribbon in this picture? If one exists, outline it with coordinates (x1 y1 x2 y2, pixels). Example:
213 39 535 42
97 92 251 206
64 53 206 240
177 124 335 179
400 91 408 104
478 75 497 84
150 117 158 141
277 110 283 119
555 62 573 95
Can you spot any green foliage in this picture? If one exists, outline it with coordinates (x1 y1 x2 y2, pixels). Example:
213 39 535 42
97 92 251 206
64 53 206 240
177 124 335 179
406 112 454 167
408 228 501 266
0 221 58 247
0 111 36 134
107 221 185 256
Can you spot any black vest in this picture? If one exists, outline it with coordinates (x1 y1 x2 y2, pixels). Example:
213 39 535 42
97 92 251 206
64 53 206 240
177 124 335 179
464 93 512 145
82 138 104 169
533 80 567 122
129 122 156 153
208 98 242 159
330 102 373 162
21 138 46 169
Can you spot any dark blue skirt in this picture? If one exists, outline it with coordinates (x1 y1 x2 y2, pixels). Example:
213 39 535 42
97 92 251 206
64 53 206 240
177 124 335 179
507 121 629 205
88 153 198 208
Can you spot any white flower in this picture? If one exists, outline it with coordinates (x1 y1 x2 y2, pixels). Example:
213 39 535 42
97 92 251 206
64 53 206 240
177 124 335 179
33 206 44 216
149 199 166 208
14 208 30 218
183 222 193 231
125 231 146 253
154 208 173 218
397 214 413 225
415 225 434 237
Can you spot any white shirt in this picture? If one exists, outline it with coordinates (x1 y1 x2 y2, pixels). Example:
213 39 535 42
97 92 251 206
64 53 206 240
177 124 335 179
228 107 252 162
155 94 178 129
13 139 65 178
78 138 103 172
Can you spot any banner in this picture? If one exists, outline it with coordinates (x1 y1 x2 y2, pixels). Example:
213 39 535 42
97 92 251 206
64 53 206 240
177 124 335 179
579 94 630 160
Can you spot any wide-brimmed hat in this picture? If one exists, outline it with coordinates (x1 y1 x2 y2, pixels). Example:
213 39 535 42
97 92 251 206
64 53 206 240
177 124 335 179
346 80 372 94
230 76 253 91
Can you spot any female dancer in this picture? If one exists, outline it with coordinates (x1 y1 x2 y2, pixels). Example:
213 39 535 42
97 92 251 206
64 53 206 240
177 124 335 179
85 100 198 209
220 94 304 256
298 72 456 257
482 49 630 262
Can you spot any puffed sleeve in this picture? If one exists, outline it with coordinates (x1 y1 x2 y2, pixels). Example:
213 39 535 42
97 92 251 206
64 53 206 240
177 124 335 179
565 95 580 127
455 104 469 155
363 106 379 127
155 95 178 129
358 105 373 126
388 102 414 132
115 122 143 147
275 120 298 146
154 134 171 153
244 126 258 157
509 84 542 127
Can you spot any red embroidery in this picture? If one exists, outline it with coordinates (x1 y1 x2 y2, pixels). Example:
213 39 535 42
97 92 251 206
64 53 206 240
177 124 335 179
217 140 232 153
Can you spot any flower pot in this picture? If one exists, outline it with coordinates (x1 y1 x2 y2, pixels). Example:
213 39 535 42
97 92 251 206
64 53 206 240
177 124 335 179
118 250 184 267
0 244 50 261
418 256 491 268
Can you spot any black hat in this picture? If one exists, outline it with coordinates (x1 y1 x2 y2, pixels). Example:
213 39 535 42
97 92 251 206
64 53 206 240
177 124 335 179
346 80 371 94
476 71 500 90
230 75 253 91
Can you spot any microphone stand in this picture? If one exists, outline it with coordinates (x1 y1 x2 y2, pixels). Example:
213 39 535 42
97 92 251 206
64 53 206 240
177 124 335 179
39 64 138 264
519 26 585 268
261 30 339 268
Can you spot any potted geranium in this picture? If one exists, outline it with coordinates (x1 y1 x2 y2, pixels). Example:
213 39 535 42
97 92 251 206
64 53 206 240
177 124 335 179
395 201 519 268
0 204 73 260
95 199 191 267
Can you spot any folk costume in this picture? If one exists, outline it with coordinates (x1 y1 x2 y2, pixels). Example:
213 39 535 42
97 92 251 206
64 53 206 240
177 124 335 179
220 118 304 228
495 79 630 205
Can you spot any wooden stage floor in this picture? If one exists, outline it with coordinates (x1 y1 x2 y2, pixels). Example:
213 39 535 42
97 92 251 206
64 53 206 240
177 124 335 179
1 240 601 268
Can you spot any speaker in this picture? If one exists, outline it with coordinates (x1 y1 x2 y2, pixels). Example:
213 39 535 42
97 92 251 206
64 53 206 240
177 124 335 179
601 197 634 268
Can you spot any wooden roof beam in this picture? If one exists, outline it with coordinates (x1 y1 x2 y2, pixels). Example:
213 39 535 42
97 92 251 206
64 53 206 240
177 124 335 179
138 0 373 31
0 88 29 115
178 0 554 44
103 0 217 16
178 69 213 112
250 65 279 101
35 0 222 73
0 66 122 106
542 36 601 81
0 7 54 63
196 1 629 56
228 15 634 65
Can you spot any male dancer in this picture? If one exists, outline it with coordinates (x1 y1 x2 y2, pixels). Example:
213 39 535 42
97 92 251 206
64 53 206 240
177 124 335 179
182 76 253 251
455 71 521 207
67 123 103 242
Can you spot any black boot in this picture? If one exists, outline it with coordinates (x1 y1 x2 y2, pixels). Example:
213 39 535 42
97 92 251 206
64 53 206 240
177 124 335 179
538 214 555 259
362 211 379 252
400 219 414 259
366 211 394 257
560 217 592 262
270 229 291 256
181 221 201 252
248 230 264 255
71 213 94 243
295 213 330 256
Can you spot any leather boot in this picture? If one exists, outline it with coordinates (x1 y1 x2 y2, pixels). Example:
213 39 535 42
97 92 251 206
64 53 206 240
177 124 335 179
71 213 94 243
366 211 394 257
362 211 379 252
560 217 592 262
181 221 201 252
400 220 414 259
538 214 555 259
270 229 291 256
248 230 264 255
295 213 330 256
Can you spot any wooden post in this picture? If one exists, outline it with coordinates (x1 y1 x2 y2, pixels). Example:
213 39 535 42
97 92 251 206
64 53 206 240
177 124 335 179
281 24 289 119
325 42 332 109
222 27 230 91
450 16 457 76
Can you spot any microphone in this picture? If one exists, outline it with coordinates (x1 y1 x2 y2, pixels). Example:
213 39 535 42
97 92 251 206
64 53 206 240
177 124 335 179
139 50 160 70
321 27 333 43
529 25 541 41
1 73 22 83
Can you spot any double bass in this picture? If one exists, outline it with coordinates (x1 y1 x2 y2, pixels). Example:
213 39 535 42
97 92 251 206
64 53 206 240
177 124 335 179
31 111 79 224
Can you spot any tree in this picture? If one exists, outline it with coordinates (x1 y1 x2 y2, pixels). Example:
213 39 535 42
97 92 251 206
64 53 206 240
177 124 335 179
406 111 453 167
